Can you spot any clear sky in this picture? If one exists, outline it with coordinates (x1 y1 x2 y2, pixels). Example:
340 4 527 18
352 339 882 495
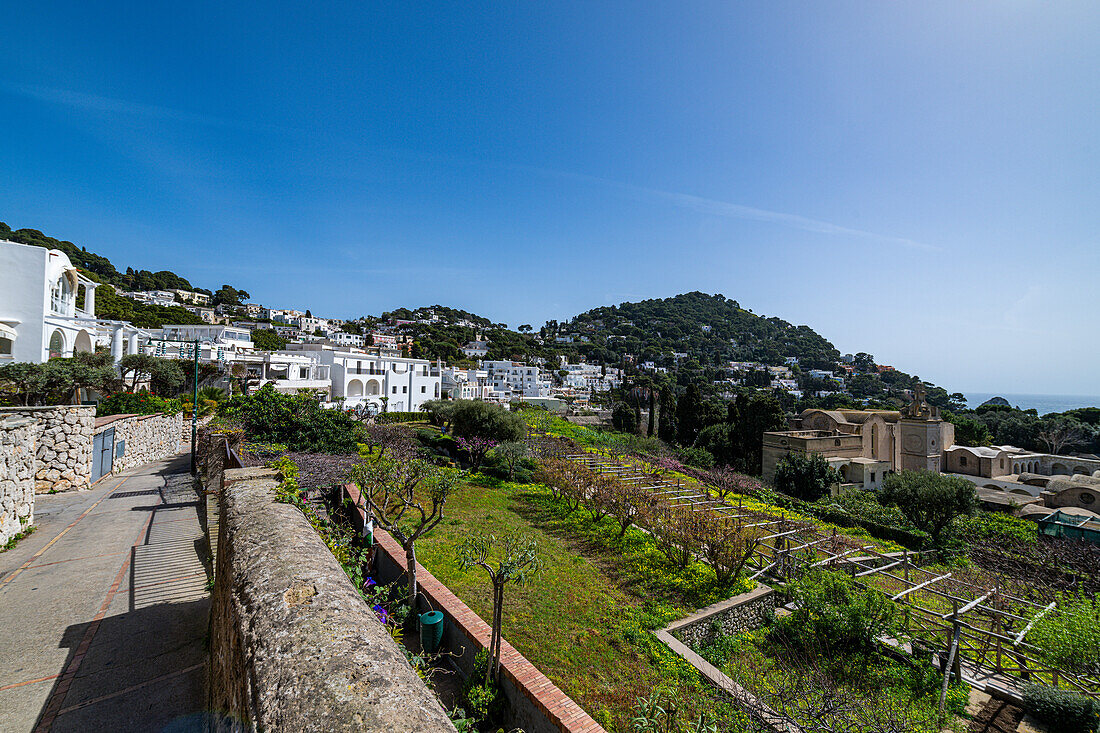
2 2 1097 395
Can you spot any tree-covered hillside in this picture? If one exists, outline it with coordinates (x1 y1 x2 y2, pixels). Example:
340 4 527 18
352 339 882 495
547 292 842 369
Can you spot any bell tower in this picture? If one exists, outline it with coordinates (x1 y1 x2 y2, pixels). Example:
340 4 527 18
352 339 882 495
897 383 950 473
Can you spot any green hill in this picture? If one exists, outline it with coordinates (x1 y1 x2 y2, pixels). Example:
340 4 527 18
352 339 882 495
551 292 841 370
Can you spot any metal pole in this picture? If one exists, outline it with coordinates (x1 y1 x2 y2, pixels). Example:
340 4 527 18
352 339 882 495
191 338 199 475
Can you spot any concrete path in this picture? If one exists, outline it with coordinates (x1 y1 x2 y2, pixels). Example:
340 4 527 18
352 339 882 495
0 454 211 733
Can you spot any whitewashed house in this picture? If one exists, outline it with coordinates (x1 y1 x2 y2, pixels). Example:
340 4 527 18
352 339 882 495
322 349 441 412
0 240 106 363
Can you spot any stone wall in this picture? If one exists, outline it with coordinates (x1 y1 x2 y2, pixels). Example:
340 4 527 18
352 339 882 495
209 468 455 732
666 585 779 647
98 413 182 473
0 406 95 492
0 417 36 545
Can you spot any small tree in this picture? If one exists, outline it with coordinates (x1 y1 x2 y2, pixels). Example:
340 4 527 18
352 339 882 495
647 502 703 568
774 452 840 501
491 441 529 481
350 454 463 610
456 435 498 472
583 473 616 524
880 471 977 546
606 478 650 538
457 533 541 684
119 353 160 391
698 514 765 586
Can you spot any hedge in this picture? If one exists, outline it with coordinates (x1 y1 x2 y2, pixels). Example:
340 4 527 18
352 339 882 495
375 411 431 424
1022 684 1099 733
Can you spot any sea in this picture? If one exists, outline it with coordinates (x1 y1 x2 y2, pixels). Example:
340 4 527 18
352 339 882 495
964 393 1100 415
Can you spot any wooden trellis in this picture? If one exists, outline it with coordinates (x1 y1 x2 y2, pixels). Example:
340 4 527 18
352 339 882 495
545 445 1099 699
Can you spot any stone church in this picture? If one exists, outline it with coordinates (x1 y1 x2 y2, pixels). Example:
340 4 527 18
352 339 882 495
762 387 955 489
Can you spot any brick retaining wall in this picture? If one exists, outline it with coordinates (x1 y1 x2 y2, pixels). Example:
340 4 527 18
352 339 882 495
345 483 608 733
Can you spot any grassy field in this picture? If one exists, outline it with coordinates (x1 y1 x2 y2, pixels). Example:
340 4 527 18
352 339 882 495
414 475 749 731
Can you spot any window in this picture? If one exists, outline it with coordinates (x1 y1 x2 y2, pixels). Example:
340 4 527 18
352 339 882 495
0 337 11 356
870 472 876 482
421 386 426 393
959 456 968 467
392 386 397 394
1000 458 1004 468
402 386 407 393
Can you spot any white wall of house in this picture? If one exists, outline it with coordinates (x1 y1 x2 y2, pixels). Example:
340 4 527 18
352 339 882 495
0 241 101 364
323 350 441 412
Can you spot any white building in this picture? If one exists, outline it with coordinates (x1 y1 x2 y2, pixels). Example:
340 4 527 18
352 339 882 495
298 316 328 333
228 351 331 396
441 367 495 401
172 289 210 305
122 290 177 307
321 349 441 412
482 360 552 398
330 331 367 348
462 340 490 358
0 240 104 363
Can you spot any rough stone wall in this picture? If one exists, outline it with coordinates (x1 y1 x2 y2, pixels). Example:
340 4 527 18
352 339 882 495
0 417 36 545
667 586 779 647
209 468 455 733
106 413 182 473
0 406 95 492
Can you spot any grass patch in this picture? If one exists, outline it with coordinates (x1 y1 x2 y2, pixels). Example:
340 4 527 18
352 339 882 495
416 476 751 731
1 524 36 552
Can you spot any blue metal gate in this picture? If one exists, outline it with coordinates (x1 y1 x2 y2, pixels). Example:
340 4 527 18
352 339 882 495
92 427 114 482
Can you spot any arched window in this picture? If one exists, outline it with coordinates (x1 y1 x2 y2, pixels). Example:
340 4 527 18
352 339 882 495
49 329 65 359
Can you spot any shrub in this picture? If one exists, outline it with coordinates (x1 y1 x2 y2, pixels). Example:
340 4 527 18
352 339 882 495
375 411 430 424
771 569 897 654
1027 593 1100 678
450 400 526 443
774 452 839 501
97 391 183 416
218 384 363 453
678 446 715 469
880 470 977 546
1022 684 1099 733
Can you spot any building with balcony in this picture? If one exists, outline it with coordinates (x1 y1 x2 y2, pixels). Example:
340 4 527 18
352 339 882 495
0 240 103 363
321 349 441 412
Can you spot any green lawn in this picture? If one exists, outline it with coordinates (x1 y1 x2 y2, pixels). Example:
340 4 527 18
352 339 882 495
415 475 749 731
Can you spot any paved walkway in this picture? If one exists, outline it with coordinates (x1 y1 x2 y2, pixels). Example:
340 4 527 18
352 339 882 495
0 454 211 733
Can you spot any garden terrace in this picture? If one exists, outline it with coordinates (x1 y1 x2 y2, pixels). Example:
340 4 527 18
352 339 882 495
556 449 1100 702
371 474 752 731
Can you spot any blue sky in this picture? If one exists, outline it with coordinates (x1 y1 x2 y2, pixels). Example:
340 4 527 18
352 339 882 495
2 2 1098 394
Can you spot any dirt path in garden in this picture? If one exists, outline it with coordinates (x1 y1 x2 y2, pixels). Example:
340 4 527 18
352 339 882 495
967 697 1024 733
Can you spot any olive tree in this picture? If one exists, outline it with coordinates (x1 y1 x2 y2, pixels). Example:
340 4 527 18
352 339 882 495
350 454 463 610
880 470 977 546
457 533 541 684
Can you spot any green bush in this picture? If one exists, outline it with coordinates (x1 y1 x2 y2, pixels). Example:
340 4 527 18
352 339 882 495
678 446 715 469
774 452 839 502
954 511 1036 545
97 391 184 416
771 569 897 654
375 411 430 424
218 384 363 453
450 400 526 442
1022 684 1099 733
1027 594 1100 678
